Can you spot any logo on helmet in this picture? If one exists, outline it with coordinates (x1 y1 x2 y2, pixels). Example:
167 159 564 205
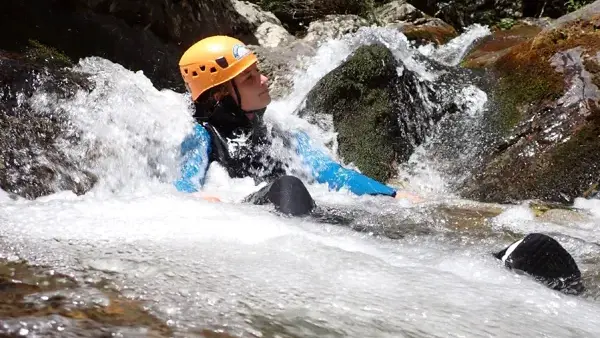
232 44 251 60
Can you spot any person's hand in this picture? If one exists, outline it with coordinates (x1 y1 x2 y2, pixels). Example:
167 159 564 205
394 190 424 203
192 192 221 203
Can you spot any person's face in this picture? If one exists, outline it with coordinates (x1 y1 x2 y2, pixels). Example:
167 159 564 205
226 63 271 111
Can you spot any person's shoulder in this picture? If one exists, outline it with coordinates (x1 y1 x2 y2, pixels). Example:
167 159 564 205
191 122 211 138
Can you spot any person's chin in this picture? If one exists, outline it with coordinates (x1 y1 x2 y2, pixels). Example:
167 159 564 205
262 93 272 105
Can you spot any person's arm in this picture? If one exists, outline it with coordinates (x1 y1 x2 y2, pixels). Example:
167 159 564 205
293 130 397 197
174 124 212 193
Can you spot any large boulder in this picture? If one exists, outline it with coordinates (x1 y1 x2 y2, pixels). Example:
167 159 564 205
376 0 424 25
233 0 295 48
299 44 403 182
460 1 600 203
0 0 258 92
250 41 316 99
0 50 97 199
297 44 457 182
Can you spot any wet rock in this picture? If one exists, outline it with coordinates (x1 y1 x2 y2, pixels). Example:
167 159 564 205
233 0 282 27
460 8 600 203
376 0 424 25
233 0 295 48
298 43 456 182
298 44 403 182
0 0 257 92
547 0 600 30
303 15 370 46
0 50 98 199
255 21 296 48
536 208 589 225
461 23 544 69
0 259 174 337
394 17 458 46
250 41 316 99
374 1 457 46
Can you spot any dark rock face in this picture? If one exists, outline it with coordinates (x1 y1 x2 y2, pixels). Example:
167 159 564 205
0 0 258 92
298 43 461 182
256 0 380 35
0 52 98 199
460 7 600 203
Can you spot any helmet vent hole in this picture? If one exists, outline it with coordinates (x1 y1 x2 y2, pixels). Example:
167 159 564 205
210 67 217 73
184 69 188 74
192 71 198 77
199 65 206 71
215 57 229 69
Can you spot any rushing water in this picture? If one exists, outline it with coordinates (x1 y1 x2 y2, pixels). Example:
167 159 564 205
2 26 600 337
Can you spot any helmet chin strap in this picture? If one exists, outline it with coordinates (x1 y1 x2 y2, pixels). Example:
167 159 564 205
231 80 244 111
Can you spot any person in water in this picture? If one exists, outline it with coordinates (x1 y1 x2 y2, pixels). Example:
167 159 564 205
173 35 585 295
173 35 420 216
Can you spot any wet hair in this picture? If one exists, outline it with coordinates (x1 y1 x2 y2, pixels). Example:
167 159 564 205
192 84 228 122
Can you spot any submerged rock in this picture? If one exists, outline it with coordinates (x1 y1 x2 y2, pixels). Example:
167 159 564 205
0 259 175 337
0 51 97 199
460 2 600 203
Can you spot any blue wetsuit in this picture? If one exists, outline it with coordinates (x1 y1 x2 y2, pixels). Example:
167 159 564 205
174 122 398 198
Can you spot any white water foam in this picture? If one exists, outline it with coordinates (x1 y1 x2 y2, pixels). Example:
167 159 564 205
418 24 492 66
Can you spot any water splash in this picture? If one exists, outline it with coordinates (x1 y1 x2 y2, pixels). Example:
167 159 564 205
418 24 492 66
29 57 194 196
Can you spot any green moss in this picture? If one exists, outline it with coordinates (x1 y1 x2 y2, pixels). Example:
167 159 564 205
25 39 73 67
565 0 596 12
496 18 517 31
305 44 400 182
490 17 600 133
494 69 563 133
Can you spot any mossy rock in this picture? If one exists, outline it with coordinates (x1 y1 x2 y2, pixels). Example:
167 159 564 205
24 39 73 68
300 44 402 182
460 14 600 204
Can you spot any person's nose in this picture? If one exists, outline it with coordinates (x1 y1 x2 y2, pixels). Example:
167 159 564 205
260 74 269 86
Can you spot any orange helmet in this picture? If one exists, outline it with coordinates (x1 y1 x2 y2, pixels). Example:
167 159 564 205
179 36 258 101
